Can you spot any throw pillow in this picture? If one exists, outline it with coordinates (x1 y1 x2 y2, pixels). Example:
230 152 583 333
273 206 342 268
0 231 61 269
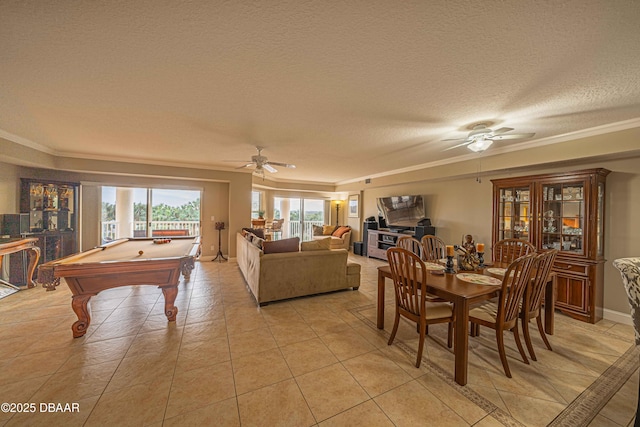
332 226 351 238
251 236 264 249
262 237 300 254
242 227 264 239
301 237 332 251
322 225 336 236
312 225 324 236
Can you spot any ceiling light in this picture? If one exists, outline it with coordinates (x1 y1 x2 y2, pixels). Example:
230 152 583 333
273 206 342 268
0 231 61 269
467 138 493 152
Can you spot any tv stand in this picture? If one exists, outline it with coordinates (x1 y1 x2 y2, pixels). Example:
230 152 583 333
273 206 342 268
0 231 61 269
389 227 410 233
366 229 405 261
367 225 437 261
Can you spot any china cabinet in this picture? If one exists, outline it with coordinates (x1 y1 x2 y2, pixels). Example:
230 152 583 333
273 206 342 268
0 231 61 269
491 168 610 323
20 179 79 266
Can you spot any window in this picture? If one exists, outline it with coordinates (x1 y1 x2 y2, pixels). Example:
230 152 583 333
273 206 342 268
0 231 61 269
251 191 262 218
101 186 201 242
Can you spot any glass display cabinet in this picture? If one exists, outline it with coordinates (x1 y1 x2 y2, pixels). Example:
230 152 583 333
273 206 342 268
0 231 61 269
492 169 610 323
20 179 79 265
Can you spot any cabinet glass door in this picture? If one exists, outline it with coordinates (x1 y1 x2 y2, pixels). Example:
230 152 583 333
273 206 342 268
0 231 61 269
541 181 585 255
498 186 531 241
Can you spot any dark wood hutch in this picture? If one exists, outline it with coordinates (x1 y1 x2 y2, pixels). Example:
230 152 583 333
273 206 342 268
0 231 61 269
20 178 80 268
491 168 610 323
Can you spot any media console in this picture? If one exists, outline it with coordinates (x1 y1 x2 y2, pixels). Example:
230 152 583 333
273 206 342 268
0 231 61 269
365 229 410 260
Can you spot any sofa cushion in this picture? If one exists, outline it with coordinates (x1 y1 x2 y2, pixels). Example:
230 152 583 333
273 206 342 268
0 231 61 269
322 225 336 236
263 237 300 254
332 226 351 238
301 237 331 251
312 225 324 236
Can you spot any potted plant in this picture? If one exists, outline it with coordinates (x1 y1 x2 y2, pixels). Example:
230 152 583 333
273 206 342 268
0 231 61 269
257 210 265 219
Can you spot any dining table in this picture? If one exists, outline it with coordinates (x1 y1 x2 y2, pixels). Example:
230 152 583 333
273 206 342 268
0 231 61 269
377 261 556 386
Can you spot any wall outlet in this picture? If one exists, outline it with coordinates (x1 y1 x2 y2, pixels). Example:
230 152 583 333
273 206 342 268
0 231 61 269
211 216 215 222
210 245 215 251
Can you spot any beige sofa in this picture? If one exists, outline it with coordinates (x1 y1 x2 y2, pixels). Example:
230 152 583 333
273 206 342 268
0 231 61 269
237 233 360 305
311 226 352 250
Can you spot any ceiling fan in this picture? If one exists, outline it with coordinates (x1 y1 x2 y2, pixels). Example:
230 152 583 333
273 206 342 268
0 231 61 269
443 123 536 152
228 146 296 177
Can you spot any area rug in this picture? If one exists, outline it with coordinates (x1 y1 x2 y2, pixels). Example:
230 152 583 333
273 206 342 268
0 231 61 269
350 303 638 427
0 283 19 300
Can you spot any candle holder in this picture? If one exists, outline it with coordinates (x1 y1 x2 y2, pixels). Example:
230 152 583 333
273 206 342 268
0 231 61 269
444 255 456 274
477 252 486 268
212 222 228 262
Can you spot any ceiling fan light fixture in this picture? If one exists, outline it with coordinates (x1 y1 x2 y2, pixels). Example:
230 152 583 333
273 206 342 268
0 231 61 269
467 138 493 152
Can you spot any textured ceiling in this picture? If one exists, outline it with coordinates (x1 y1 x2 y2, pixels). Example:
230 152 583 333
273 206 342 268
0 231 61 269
1 0 640 184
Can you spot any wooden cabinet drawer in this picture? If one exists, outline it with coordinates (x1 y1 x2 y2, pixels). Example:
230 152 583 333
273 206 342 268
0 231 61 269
553 261 588 276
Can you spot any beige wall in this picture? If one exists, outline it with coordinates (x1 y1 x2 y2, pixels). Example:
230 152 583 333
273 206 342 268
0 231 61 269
0 162 21 213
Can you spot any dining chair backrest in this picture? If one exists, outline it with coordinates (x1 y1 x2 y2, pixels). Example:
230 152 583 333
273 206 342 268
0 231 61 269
396 236 424 260
387 247 427 318
525 250 558 316
421 235 447 261
271 218 284 231
613 257 640 345
492 238 536 264
497 253 538 330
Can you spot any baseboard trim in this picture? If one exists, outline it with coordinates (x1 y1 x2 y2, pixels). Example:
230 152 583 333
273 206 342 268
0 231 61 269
197 255 236 262
603 308 632 325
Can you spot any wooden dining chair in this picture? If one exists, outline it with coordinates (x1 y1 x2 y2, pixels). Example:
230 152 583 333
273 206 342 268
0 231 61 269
398 235 446 305
492 238 536 264
386 247 454 368
396 236 424 259
421 235 447 261
469 253 537 378
520 249 558 361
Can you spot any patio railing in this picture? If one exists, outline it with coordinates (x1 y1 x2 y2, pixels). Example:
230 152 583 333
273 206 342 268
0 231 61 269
102 219 322 243
286 220 324 241
102 220 200 242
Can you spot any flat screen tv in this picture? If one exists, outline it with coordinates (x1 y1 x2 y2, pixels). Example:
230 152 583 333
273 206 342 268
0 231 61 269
377 195 425 229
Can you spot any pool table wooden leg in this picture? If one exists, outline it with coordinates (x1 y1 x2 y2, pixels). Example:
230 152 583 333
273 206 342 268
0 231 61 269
162 286 179 321
180 258 195 281
71 294 93 338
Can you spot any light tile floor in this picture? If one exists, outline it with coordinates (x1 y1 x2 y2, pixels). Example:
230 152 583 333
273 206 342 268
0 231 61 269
0 254 637 426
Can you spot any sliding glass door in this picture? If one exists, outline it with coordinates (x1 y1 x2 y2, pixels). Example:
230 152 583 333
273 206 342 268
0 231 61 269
101 187 201 242
273 197 326 241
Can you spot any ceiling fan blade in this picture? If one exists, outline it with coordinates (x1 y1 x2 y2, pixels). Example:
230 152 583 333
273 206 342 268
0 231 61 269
441 137 469 142
262 163 278 173
268 161 296 169
235 163 254 169
443 140 472 151
491 127 514 135
490 132 536 140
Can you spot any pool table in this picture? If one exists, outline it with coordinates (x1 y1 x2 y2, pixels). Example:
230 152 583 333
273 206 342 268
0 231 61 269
37 236 201 338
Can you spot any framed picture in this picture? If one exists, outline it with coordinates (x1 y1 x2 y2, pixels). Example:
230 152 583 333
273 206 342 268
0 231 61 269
348 194 359 218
